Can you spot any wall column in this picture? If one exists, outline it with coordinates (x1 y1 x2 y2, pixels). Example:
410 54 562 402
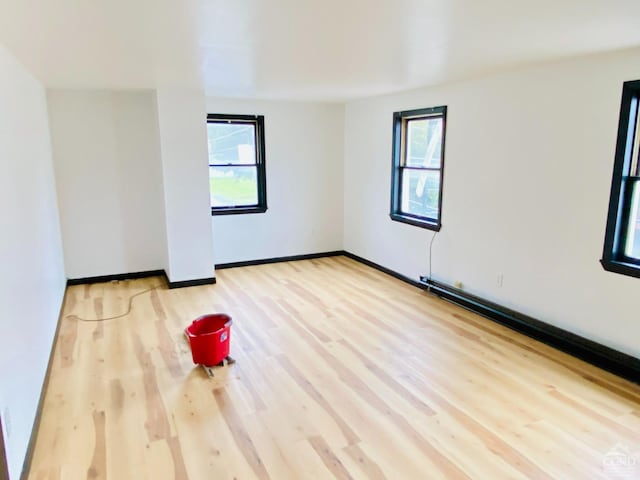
156 88 215 285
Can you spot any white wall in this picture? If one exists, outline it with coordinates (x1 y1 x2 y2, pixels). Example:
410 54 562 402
344 48 640 359
206 98 344 264
48 90 167 279
157 88 215 282
0 46 66 479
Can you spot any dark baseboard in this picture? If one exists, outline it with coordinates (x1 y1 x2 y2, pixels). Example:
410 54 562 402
215 251 345 270
422 278 640 384
67 270 217 290
342 251 640 385
167 277 216 289
20 287 69 480
67 269 165 286
341 251 424 288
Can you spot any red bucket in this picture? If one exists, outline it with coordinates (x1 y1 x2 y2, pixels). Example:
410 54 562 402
185 314 232 366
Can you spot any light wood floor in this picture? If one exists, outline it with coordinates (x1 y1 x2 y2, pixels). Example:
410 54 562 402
28 256 640 479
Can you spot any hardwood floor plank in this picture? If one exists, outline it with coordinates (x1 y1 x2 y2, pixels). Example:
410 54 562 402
276 355 360 446
131 334 172 442
86 411 106 479
308 436 354 480
167 436 189 480
336 338 436 417
213 388 272 480
282 313 472 478
342 443 387 480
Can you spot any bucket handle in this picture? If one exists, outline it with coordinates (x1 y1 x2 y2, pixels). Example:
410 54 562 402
190 316 233 328
191 317 233 328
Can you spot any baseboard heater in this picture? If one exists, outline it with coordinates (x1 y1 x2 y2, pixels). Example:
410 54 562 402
422 278 640 384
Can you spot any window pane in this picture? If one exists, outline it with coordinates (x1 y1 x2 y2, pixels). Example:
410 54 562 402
400 169 440 219
209 166 258 207
406 117 443 168
631 98 639 176
624 182 640 259
207 123 256 165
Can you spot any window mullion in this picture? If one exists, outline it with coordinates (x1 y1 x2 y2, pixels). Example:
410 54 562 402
209 163 257 167
402 166 442 172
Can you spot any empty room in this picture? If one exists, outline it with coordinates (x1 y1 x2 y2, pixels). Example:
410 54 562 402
1 1 640 479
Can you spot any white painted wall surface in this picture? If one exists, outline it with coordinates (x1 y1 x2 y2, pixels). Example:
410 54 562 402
206 98 344 264
47 90 167 279
344 48 640 358
157 88 215 282
0 46 66 479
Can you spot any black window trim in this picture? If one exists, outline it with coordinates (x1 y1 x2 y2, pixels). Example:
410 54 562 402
601 79 640 278
390 105 447 231
207 113 267 216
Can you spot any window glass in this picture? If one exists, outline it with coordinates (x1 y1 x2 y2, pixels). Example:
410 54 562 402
406 117 443 169
624 183 640 260
209 166 258 208
401 170 441 219
207 123 255 165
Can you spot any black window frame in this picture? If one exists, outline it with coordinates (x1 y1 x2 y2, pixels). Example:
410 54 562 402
390 106 447 231
601 79 640 278
207 113 267 216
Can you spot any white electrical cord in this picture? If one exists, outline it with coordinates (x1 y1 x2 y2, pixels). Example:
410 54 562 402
428 232 438 285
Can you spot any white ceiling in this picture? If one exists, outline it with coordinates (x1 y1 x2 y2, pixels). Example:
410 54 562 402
1 0 639 102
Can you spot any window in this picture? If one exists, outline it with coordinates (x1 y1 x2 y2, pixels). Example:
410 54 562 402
602 80 640 278
207 114 267 215
390 106 447 231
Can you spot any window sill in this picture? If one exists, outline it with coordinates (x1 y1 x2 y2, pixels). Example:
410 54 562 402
600 258 640 279
211 206 267 216
390 213 441 231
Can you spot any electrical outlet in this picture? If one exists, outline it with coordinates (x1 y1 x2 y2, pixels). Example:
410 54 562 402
2 407 11 439
497 273 504 288
453 280 463 289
